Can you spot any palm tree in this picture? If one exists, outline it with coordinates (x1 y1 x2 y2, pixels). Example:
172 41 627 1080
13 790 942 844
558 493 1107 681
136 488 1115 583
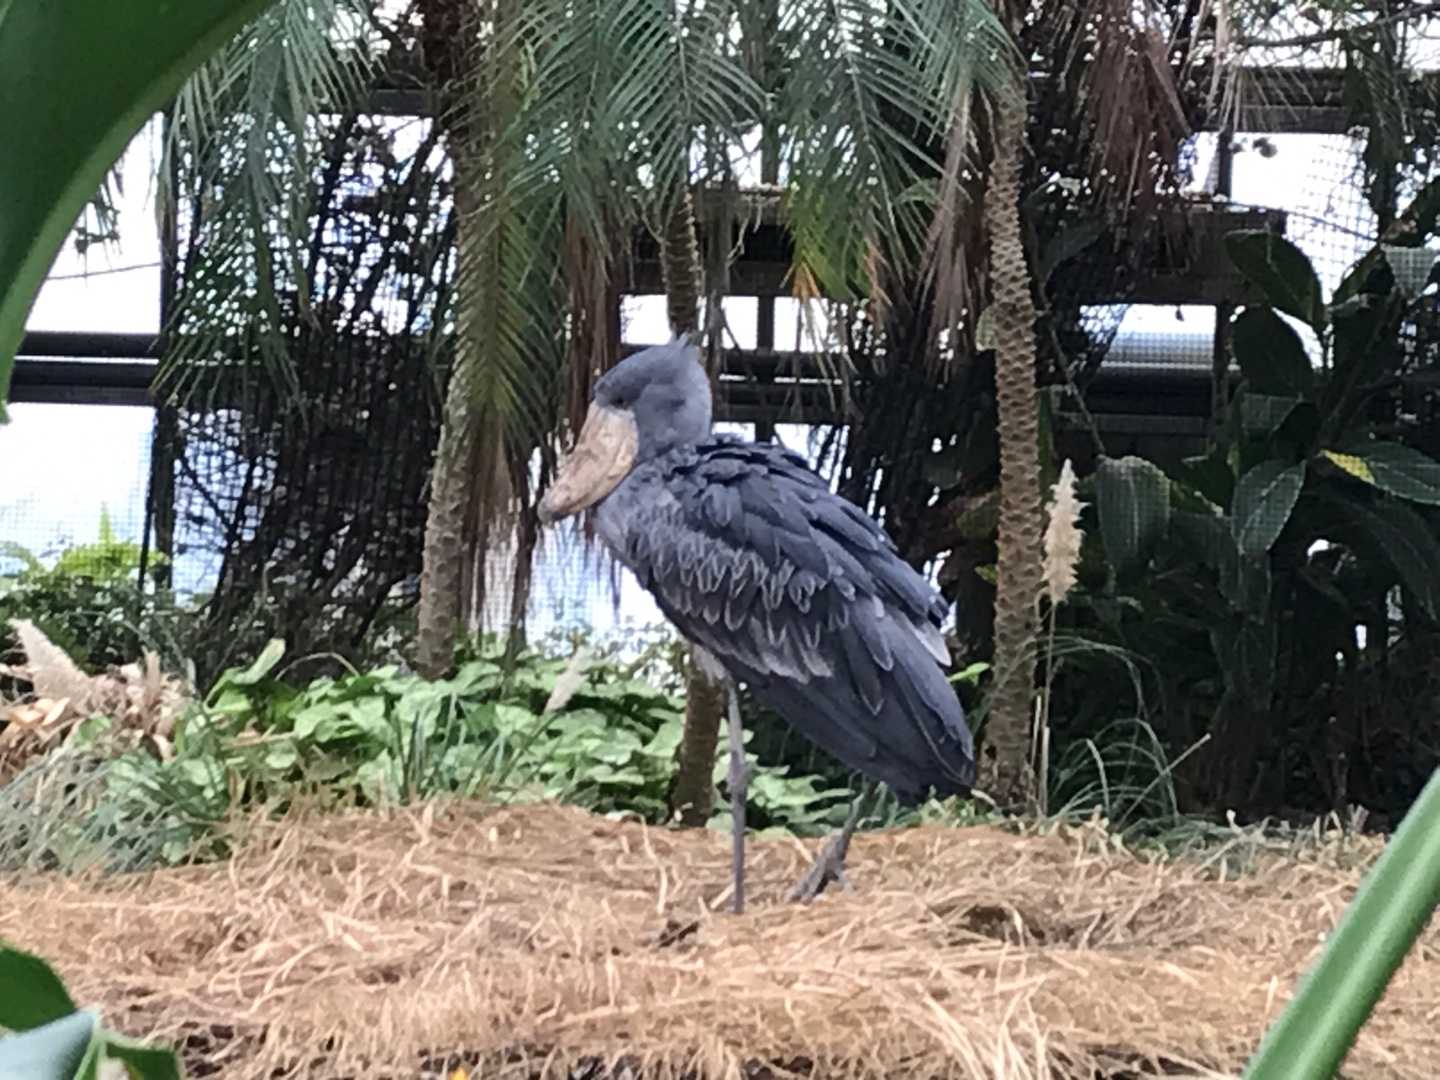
411 0 764 683
428 0 1025 817
980 84 1044 810
414 0 540 678
656 180 729 826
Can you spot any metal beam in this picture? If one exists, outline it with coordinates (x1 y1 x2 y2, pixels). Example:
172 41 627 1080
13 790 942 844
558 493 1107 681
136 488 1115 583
364 64 1403 135
9 358 155 406
8 342 1216 428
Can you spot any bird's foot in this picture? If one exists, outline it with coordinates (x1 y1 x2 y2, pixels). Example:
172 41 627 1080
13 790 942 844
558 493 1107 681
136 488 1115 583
787 781 874 904
787 829 854 904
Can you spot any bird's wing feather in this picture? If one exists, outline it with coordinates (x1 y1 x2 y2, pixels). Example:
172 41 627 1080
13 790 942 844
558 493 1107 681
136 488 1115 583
609 438 974 801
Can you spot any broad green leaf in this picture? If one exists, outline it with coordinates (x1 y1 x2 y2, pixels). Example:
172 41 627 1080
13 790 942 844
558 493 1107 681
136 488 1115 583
263 743 299 772
1225 552 1273 619
356 754 400 804
103 1036 183 1080
1171 508 1232 569
581 764 646 785
290 703 338 741
1225 230 1327 330
1325 289 1407 424
0 0 283 420
1036 216 1105 285
1323 442 1440 506
1231 460 1306 556
1322 451 1374 483
0 946 77 1030
1094 455 1171 576
1176 450 1235 509
0 1010 98 1080
1211 613 1277 705
1231 307 1315 397
1239 394 1303 439
214 638 285 691
1339 497 1440 619
492 703 542 737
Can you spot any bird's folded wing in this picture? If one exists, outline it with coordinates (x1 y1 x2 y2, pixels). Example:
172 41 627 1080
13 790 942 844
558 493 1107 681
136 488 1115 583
618 439 974 794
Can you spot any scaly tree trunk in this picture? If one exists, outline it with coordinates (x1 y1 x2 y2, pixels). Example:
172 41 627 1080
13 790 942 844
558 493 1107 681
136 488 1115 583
414 0 472 678
415 0 514 679
984 86 1045 811
417 255 481 678
658 181 726 827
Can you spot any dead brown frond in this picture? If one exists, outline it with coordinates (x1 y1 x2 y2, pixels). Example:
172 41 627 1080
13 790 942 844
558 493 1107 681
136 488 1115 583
923 88 988 363
7 801 1435 1079
0 620 187 781
1083 3 1191 219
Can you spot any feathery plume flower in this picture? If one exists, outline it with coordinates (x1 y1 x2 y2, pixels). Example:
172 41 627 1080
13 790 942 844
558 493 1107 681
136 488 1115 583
1042 459 1085 606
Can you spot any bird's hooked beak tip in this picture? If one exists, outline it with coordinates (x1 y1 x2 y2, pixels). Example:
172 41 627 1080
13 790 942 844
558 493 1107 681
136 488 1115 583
537 403 639 524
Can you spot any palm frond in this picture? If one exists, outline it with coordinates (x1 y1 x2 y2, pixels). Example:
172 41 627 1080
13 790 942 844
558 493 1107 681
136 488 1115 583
501 0 762 247
777 0 1021 308
156 0 376 407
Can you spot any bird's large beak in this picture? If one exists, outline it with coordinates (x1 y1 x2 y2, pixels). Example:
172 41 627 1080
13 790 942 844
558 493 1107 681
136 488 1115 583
538 403 639 524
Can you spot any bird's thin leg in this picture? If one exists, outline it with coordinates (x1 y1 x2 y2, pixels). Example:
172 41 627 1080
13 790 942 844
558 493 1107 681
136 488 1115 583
726 682 750 915
788 780 877 904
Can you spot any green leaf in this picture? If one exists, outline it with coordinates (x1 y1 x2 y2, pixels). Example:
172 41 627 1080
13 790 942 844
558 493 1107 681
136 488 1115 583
103 1034 183 1080
1231 461 1306 556
1239 394 1303 439
1231 307 1315 397
0 946 78 1031
948 661 990 687
1323 441 1440 506
1243 767 1440 1079
263 743 299 772
1094 455 1172 576
1338 498 1440 619
1176 450 1235 509
224 639 285 687
1036 216 1105 285
0 1010 98 1079
0 0 284 420
1225 230 1326 330
1324 290 1408 427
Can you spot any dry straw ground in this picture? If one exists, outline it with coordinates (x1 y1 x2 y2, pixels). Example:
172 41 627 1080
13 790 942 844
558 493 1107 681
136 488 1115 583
3 801 1438 1079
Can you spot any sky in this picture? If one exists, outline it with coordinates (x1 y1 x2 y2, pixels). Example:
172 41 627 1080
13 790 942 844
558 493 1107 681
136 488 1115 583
0 121 1390 637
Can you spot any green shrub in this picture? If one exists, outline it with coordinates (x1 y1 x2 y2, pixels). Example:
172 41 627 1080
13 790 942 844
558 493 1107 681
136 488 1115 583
0 509 184 674
1 636 855 872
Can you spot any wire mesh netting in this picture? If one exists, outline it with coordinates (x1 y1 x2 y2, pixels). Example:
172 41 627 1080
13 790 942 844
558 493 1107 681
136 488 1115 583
0 405 154 575
155 109 451 682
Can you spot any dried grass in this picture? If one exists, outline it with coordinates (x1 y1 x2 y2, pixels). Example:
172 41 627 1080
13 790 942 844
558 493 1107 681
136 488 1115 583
3 802 1435 1079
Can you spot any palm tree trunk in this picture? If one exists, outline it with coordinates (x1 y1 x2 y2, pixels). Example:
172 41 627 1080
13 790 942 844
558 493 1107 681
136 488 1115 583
657 180 725 827
417 171 487 679
984 87 1044 811
414 0 472 678
414 0 514 679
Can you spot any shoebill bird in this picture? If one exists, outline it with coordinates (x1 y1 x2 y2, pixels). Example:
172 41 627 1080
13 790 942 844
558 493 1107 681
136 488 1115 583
537 340 975 912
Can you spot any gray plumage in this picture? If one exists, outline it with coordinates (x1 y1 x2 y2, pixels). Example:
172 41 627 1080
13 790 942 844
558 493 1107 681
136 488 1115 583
587 341 975 804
